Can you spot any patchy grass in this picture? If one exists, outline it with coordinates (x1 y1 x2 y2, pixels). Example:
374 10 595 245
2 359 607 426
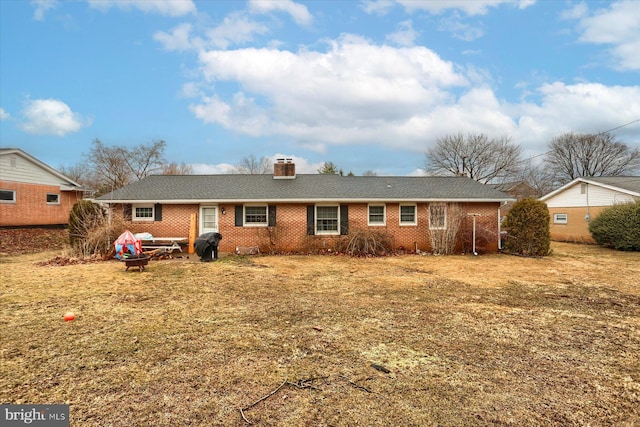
1 243 639 426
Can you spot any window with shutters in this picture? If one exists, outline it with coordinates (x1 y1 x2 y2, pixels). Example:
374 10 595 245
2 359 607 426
133 204 154 221
316 205 339 234
244 205 268 226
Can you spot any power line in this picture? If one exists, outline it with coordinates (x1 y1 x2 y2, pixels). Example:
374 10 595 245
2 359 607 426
519 118 640 165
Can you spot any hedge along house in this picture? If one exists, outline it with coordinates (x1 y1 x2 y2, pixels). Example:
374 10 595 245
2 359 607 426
96 159 513 254
540 176 640 243
0 148 86 227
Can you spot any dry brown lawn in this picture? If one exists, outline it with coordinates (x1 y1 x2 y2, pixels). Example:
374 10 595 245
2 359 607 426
1 243 639 426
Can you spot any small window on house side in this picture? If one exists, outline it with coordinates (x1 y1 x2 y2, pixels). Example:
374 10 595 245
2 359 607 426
316 205 339 234
133 205 154 221
46 193 60 204
0 189 16 203
244 205 268 226
554 213 568 224
429 204 446 229
400 204 416 225
368 205 385 226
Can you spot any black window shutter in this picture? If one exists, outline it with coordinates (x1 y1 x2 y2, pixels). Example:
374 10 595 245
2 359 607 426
235 205 243 226
340 204 349 235
123 204 132 221
306 205 315 235
268 205 277 226
154 203 162 221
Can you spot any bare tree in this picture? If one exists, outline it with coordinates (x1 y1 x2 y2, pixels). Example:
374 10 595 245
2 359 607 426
362 170 378 176
83 139 169 196
424 133 522 184
162 161 194 175
513 160 556 197
545 132 640 184
85 139 131 195
234 155 272 174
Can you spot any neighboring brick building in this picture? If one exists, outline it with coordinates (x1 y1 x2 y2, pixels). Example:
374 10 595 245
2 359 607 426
540 176 640 243
0 148 86 227
97 159 513 254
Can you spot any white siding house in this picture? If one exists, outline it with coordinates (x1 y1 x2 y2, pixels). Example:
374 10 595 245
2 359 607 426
540 177 640 242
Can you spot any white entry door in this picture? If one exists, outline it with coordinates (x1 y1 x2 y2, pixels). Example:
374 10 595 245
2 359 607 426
199 206 218 234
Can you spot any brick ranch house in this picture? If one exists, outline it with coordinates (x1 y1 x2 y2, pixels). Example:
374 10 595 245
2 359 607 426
96 160 514 254
0 148 86 227
540 176 640 243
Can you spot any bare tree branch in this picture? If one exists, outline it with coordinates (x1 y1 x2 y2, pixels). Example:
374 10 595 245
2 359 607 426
545 132 640 184
424 133 522 183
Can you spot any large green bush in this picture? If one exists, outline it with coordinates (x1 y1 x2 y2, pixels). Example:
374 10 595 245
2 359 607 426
589 201 640 251
502 198 551 257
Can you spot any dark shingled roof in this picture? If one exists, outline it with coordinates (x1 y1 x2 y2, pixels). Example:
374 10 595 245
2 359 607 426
96 174 513 203
582 176 640 194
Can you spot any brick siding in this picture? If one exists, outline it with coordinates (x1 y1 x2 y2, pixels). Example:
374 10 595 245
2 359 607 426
113 201 502 254
0 181 83 227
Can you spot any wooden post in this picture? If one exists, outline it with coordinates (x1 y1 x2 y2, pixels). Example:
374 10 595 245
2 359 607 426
188 213 197 254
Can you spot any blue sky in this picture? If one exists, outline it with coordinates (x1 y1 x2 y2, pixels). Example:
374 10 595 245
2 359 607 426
1 0 639 176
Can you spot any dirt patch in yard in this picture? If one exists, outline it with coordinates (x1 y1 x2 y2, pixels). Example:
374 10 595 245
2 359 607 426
1 243 639 426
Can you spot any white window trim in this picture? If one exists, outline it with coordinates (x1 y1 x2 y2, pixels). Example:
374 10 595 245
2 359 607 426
133 204 154 221
399 203 417 226
46 193 60 205
554 213 568 224
0 189 16 204
429 203 447 230
368 204 386 226
315 204 340 235
244 204 269 227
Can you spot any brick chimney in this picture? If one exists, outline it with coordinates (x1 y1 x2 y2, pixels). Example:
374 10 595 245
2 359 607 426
273 158 296 179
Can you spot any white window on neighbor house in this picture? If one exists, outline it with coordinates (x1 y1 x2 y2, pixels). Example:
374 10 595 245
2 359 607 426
244 205 268 226
429 204 446 229
554 213 568 224
368 204 385 226
400 204 417 225
0 189 16 203
46 193 60 205
133 205 154 221
316 205 339 234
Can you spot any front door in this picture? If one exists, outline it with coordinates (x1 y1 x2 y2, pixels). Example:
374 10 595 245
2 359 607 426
199 206 218 235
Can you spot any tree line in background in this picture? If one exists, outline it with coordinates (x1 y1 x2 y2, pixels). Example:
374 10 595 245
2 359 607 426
424 131 640 196
61 131 640 197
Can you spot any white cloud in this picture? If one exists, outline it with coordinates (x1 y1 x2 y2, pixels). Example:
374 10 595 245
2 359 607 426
190 162 236 174
567 1 640 71
87 0 195 17
361 0 396 16
19 99 90 136
438 12 485 41
206 13 269 49
395 0 535 16
248 0 313 26
386 20 419 47
0 108 10 121
154 23 203 52
31 0 58 21
513 82 640 151
189 35 474 150
182 34 638 158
